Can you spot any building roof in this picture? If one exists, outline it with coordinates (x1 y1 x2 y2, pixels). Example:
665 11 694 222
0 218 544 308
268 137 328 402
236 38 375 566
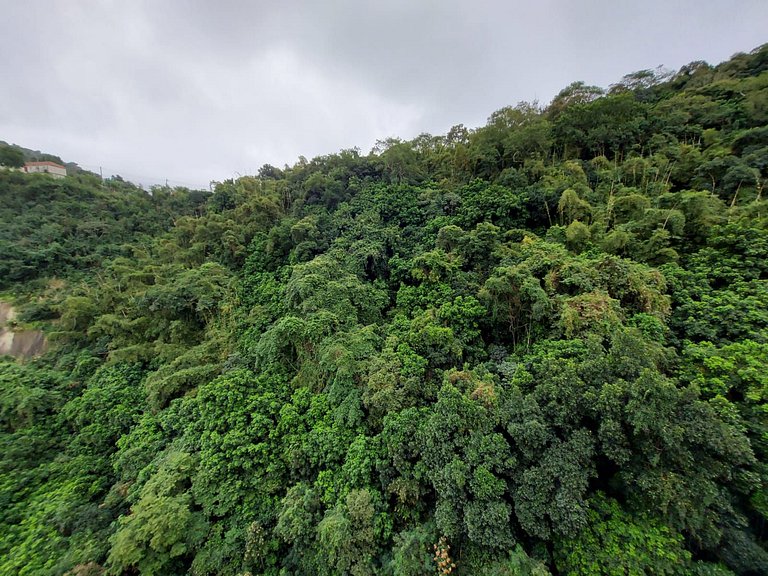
25 161 66 168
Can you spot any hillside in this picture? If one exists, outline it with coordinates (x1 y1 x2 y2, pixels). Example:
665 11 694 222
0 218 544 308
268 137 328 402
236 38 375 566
0 170 209 290
1 44 768 576
0 141 94 175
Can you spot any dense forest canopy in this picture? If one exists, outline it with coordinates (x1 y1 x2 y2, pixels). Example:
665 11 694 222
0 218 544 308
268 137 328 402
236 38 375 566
1 44 768 575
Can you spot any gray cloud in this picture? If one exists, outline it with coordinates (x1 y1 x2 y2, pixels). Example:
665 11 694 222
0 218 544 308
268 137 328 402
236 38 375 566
1 0 766 188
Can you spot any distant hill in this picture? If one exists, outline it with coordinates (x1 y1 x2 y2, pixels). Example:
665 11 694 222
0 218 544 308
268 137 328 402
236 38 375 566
0 140 96 176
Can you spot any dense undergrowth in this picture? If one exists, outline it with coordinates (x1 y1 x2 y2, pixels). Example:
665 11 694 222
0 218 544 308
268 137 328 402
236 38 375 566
1 44 768 575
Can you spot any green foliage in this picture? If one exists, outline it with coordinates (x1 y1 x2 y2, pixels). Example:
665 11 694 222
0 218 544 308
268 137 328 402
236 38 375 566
555 493 691 575
107 451 207 575
2 46 768 576
0 143 25 167
0 171 208 288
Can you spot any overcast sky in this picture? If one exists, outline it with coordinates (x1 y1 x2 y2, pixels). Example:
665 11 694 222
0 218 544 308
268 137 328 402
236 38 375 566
1 1 766 189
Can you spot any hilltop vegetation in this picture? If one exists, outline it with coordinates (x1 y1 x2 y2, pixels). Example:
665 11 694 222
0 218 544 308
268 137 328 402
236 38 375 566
1 44 768 576
0 141 93 174
0 171 208 289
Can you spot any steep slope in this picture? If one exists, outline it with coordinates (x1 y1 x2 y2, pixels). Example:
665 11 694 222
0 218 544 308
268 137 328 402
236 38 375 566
1 44 767 576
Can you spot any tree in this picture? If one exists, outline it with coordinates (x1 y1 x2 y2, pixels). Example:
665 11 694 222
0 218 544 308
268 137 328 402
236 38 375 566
555 493 691 575
107 451 207 575
0 144 24 168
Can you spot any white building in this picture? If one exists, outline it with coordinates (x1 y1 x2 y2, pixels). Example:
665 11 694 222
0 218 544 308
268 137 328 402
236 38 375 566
24 161 67 178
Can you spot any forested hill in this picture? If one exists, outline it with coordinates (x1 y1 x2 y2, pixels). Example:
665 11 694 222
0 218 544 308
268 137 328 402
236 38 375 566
1 44 767 576
0 172 209 289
